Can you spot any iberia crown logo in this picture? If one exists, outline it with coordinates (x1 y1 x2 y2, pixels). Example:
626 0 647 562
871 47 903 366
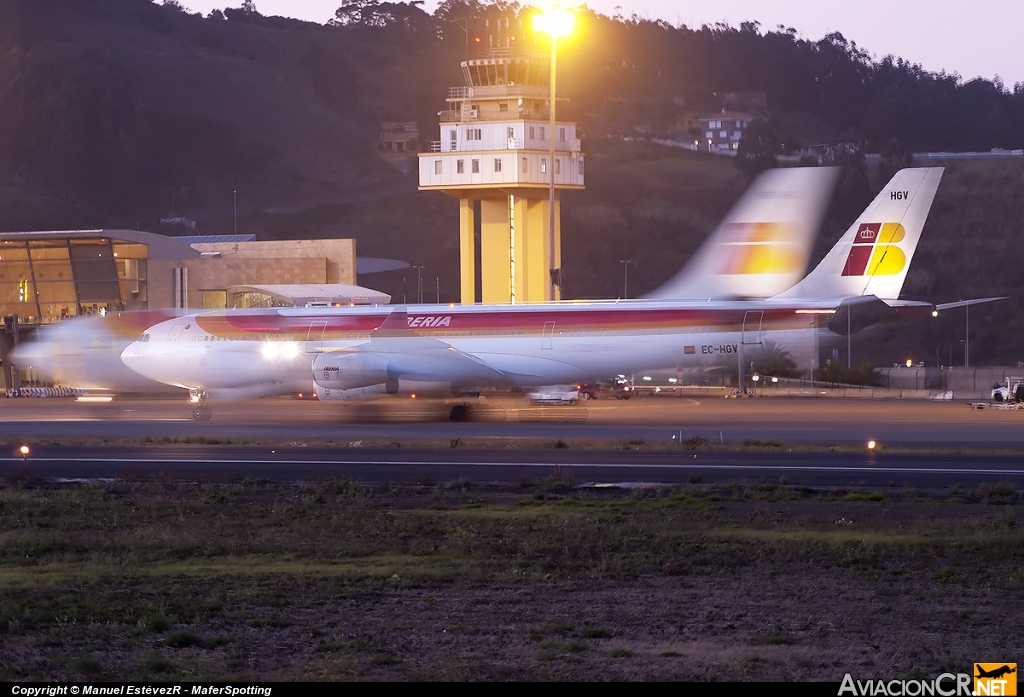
975 663 1017 696
841 223 907 277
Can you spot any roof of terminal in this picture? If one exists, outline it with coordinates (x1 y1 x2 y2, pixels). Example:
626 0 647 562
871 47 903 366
227 284 391 306
0 229 200 259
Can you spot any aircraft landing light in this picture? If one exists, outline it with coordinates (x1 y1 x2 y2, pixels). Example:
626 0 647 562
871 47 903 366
19 445 29 458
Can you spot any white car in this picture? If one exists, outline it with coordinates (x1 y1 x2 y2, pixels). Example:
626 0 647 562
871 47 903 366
526 385 580 405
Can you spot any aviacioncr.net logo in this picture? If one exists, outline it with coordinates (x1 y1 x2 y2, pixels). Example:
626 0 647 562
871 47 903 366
975 663 1017 696
838 672 972 696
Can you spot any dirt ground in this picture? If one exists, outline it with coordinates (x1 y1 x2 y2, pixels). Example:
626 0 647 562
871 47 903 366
1 481 1022 681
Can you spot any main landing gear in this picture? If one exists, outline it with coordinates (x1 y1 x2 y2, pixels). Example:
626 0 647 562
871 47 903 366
189 389 213 421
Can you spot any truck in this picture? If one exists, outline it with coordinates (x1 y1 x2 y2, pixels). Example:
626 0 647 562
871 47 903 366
991 377 1024 403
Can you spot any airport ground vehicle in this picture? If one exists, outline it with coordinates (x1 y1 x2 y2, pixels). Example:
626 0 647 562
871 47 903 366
991 377 1024 402
526 385 580 405
579 378 633 400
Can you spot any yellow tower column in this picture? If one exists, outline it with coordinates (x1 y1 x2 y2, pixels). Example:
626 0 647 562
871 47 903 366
458 198 476 305
514 195 561 302
480 197 512 303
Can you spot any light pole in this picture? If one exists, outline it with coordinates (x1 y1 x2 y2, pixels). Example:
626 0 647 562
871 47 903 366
965 301 970 368
619 259 632 299
534 7 574 302
233 189 237 235
413 266 425 304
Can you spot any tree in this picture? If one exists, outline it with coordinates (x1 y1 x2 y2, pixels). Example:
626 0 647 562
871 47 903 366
332 1 431 30
750 339 798 377
734 118 780 179
878 137 913 180
823 144 872 219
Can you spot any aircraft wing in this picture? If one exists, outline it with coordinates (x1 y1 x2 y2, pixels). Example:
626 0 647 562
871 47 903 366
935 297 1008 311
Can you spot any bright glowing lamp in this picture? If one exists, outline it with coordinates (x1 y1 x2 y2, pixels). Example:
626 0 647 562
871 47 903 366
533 7 575 37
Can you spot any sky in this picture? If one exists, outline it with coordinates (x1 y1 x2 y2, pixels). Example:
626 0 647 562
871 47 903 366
180 1 1024 88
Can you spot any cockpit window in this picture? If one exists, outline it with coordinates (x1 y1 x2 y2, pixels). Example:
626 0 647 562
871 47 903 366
136 333 150 343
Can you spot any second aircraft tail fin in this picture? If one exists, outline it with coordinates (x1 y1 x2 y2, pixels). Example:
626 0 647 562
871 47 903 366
645 166 838 300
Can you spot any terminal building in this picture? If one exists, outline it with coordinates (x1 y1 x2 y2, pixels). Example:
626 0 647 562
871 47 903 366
0 230 373 322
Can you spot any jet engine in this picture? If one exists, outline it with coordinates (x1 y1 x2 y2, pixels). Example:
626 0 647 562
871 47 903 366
311 352 449 400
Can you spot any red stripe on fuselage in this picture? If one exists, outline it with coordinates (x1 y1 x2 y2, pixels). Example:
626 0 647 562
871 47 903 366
193 306 818 337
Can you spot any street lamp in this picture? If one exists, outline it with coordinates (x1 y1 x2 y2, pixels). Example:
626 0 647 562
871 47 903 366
413 266 425 304
964 301 970 368
534 7 574 302
619 259 632 299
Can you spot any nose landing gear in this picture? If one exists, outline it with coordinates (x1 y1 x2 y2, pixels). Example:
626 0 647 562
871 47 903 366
189 389 213 421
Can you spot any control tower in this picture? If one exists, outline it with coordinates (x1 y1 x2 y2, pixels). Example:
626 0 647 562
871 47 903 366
418 54 584 303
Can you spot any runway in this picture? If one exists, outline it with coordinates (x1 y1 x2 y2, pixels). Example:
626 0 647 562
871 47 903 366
2 443 1024 489
1 395 1023 489
0 394 1023 448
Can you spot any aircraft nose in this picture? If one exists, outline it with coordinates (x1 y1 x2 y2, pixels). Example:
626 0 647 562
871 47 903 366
120 343 148 376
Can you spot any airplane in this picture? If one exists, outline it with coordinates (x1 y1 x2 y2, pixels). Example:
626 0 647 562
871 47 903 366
120 167 961 422
975 666 1016 679
11 166 838 394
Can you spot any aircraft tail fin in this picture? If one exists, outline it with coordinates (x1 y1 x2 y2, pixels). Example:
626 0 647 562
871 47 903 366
777 167 943 301
644 166 838 300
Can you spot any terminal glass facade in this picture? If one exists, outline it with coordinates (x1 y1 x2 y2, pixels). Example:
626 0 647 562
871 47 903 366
0 238 148 323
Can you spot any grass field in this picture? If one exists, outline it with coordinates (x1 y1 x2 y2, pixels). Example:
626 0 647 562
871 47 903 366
1 476 1021 680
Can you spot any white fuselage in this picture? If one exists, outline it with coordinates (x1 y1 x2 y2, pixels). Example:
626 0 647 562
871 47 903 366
119 300 838 400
